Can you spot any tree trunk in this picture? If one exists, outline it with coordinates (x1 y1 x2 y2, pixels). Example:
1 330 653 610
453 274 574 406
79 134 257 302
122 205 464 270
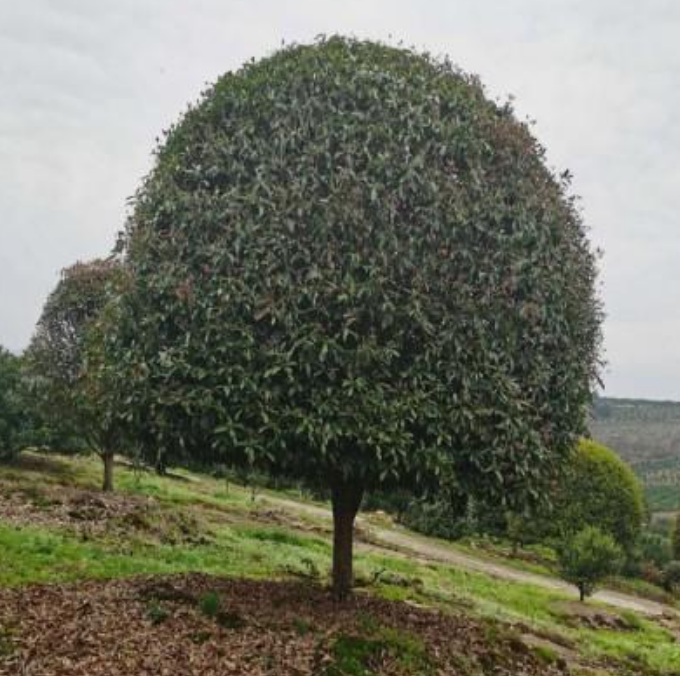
102 451 114 492
331 481 364 601
579 584 585 603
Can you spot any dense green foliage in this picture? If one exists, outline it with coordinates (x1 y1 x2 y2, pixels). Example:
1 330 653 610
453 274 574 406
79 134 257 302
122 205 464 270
0 348 25 459
558 526 623 601
372 439 645 555
550 439 644 554
639 531 673 569
114 36 602 594
26 259 125 489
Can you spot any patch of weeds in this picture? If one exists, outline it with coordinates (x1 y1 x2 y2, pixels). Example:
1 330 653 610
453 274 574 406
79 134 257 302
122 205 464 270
246 527 309 547
198 591 221 618
301 557 320 578
282 556 322 580
621 649 654 673
366 569 424 591
140 582 193 604
532 644 558 664
198 591 245 629
374 584 415 603
325 635 381 676
21 487 56 510
356 613 380 634
146 600 170 625
324 626 433 676
447 653 484 675
619 610 645 631
293 618 312 636
484 620 501 643
216 609 246 629
191 630 213 644
0 626 16 657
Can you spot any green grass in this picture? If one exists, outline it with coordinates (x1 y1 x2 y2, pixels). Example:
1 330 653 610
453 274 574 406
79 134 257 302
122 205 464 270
0 520 333 588
326 626 433 676
2 452 680 675
580 621 680 674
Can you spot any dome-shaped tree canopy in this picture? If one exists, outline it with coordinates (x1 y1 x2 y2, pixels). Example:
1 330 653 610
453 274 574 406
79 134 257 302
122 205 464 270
554 439 644 553
117 36 602 596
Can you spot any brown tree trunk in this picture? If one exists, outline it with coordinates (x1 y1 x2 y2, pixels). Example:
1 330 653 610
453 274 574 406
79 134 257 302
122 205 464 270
102 451 114 492
331 481 364 601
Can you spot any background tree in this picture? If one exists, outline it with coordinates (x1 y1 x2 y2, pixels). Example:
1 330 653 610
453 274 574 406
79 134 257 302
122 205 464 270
114 37 602 598
0 347 26 460
26 258 124 490
550 439 644 555
558 526 623 602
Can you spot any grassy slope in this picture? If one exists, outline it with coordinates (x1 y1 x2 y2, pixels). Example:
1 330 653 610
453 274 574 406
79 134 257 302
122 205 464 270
1 452 679 675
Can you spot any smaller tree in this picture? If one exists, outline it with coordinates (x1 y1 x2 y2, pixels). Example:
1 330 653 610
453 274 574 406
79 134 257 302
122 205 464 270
26 259 125 490
558 526 623 602
550 439 644 556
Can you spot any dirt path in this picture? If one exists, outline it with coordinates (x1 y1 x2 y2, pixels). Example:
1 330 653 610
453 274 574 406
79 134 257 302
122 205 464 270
263 495 675 617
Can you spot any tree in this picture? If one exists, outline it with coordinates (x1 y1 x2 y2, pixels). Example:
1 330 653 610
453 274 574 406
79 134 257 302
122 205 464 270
0 347 25 460
26 258 124 490
550 439 644 555
558 526 622 602
672 514 680 560
114 37 602 598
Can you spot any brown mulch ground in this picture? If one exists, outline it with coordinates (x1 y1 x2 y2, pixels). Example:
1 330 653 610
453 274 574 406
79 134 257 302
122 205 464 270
0 574 566 676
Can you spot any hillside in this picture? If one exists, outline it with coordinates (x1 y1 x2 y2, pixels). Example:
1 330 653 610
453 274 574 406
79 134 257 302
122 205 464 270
1 452 680 675
590 397 680 511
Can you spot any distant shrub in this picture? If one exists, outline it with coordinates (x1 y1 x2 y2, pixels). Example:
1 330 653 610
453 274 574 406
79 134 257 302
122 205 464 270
661 561 680 593
401 491 476 541
369 486 509 543
146 600 170 625
362 489 414 522
558 526 623 601
672 515 680 561
638 561 664 588
639 530 673 569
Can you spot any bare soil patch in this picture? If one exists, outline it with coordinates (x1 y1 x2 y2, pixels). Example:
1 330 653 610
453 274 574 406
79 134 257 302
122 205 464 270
0 574 566 676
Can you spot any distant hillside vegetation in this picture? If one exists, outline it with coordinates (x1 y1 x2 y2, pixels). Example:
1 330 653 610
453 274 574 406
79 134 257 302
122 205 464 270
590 397 680 511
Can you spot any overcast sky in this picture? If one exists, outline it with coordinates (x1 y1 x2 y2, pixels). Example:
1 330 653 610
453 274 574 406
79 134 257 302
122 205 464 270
1 0 678 399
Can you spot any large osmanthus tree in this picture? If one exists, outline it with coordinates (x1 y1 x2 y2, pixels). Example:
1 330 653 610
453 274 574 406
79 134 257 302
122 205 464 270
115 37 602 598
27 258 125 491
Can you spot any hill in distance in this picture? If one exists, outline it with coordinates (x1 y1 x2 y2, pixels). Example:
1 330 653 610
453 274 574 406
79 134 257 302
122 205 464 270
590 396 680 512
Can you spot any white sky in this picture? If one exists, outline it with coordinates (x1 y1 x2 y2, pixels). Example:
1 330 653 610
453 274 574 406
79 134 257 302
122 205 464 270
1 0 679 399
